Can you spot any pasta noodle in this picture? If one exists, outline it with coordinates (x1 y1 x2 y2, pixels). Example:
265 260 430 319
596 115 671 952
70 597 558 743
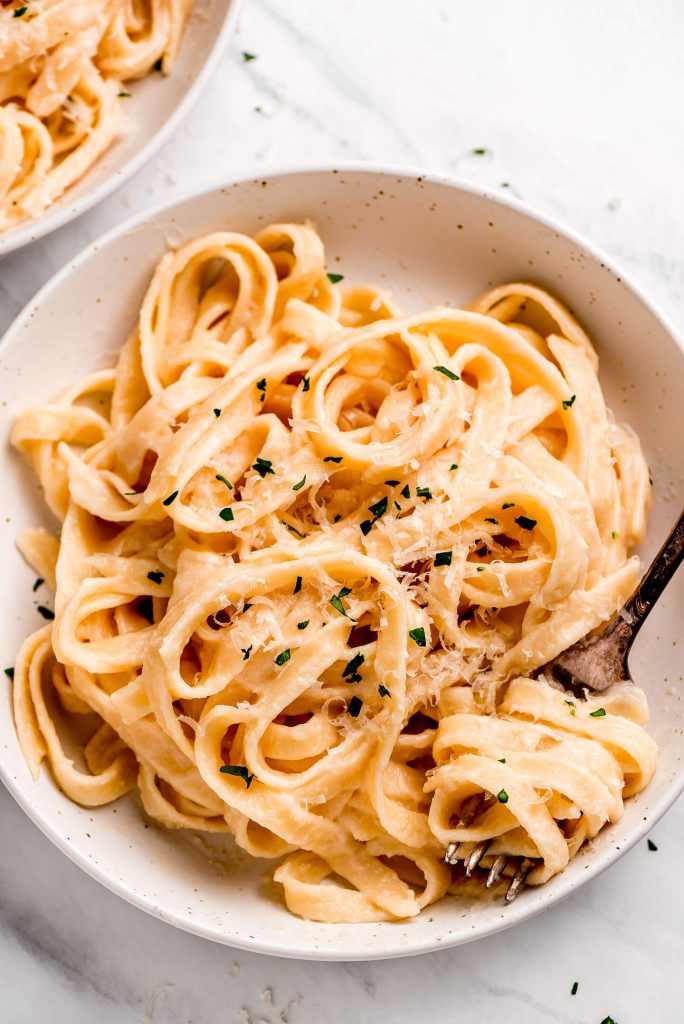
9 222 658 922
0 0 195 230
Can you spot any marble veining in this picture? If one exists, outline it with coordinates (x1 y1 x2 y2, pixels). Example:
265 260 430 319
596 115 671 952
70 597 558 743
1 1 682 1020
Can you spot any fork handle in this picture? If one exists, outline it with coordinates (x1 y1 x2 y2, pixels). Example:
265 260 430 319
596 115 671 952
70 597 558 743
619 508 684 653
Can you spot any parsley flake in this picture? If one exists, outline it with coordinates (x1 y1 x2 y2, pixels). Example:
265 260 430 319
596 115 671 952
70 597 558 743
13 7 28 17
385 480 400 487
408 627 426 647
368 496 388 520
252 457 274 477
327 272 344 284
647 839 658 851
242 51 257 61
360 520 373 536
213 408 221 417
219 507 234 521
301 376 310 392
256 378 267 402
297 620 309 630
497 789 509 803
565 700 577 716
502 501 515 509
434 551 452 567
347 695 363 717
484 517 499 525
330 587 354 619
378 684 391 698
434 365 460 381
562 394 576 410
162 490 178 506
472 147 487 155
611 530 619 540
147 570 164 585
590 708 607 717
571 982 578 996
220 764 254 787
498 757 506 763
37 606 54 620
153 57 163 71
4 667 14 679
216 474 233 489
274 648 291 666
293 575 302 595
400 484 411 499
449 464 458 471
282 520 307 538
32 578 44 592
118 91 132 98
416 486 432 500
293 475 307 491
343 653 365 678
514 515 537 530
324 455 343 464
241 645 252 660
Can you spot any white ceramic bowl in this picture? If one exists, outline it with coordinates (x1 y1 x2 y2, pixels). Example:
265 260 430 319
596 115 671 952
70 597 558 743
1 168 682 960
0 0 241 258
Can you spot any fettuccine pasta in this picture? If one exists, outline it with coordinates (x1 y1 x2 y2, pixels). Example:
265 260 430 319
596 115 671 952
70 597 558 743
9 222 657 922
0 0 195 230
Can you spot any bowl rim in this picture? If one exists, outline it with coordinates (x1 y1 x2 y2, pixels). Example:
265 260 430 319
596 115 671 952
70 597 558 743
1 163 682 960
0 0 243 259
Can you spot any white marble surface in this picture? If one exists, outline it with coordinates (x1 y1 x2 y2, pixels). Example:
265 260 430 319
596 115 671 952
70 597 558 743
1 0 683 1020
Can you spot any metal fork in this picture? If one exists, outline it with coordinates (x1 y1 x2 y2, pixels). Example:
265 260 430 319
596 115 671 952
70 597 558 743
444 509 684 901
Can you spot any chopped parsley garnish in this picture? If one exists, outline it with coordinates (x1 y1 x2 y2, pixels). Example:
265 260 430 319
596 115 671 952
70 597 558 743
274 648 291 666
416 486 433 500
293 475 307 491
562 394 576 410
611 530 619 540
589 708 606 717
118 91 132 98
408 627 426 647
293 575 302 594
484 517 499 525
342 653 365 679
213 408 221 417
324 456 343 464
498 758 506 763
514 515 537 530
647 839 658 851
162 490 178 506
472 147 487 155
434 551 452 567
368 496 388 520
502 501 515 509
32 578 44 592
37 606 54 620
297 620 309 630
496 789 509 803
282 520 307 538
599 1018 617 1024
147 570 164 585
302 376 310 392
256 378 267 403
434 365 460 381
347 695 363 717
449 464 458 471
571 982 578 996
565 700 577 716
252 457 274 477
241 645 252 660
13 7 28 17
153 57 163 71
400 484 411 499
360 520 373 536
476 565 485 572
385 480 400 487
394 500 401 511
330 587 353 619
219 507 234 521
216 474 233 489
378 685 391 698
242 51 257 62
327 272 344 284
220 764 254 787
4 667 14 679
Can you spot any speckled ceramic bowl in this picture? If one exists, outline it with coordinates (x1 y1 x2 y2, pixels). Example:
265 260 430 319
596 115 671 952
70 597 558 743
0 0 241 258
1 168 682 959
